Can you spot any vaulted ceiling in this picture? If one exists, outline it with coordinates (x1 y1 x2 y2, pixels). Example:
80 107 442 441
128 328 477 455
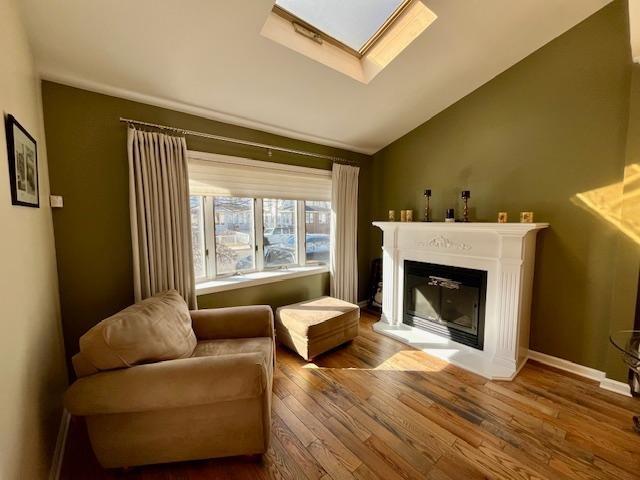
19 0 611 154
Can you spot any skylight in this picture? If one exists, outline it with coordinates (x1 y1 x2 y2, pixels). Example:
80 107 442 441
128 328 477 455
275 0 408 54
262 0 437 84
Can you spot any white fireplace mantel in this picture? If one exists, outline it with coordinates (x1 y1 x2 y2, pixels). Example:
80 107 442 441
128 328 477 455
373 221 548 380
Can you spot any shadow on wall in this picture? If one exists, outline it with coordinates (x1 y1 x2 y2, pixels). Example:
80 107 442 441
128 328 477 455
572 163 640 245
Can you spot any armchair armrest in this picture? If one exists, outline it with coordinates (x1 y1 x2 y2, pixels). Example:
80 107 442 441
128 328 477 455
190 305 274 340
64 352 267 416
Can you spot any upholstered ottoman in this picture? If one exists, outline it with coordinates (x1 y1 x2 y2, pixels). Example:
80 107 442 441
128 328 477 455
275 296 360 361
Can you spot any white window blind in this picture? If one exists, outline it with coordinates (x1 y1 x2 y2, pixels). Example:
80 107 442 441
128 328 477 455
188 151 332 201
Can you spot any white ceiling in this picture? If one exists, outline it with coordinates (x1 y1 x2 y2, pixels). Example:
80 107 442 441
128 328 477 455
19 0 611 154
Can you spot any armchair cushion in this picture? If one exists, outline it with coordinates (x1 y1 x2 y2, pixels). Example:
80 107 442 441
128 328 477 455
190 305 274 340
77 290 196 375
193 337 273 371
64 352 268 416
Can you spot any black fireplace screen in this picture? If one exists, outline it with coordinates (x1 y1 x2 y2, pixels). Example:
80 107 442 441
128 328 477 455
404 260 487 350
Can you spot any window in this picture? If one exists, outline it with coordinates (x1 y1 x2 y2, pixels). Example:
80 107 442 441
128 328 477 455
188 152 332 283
275 0 407 55
305 201 331 264
191 196 206 280
191 197 331 281
263 199 298 268
213 197 255 275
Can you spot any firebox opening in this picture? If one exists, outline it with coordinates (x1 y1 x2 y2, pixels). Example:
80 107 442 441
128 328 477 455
403 260 487 350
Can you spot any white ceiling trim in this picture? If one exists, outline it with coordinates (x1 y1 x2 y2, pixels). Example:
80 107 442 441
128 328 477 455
39 69 376 155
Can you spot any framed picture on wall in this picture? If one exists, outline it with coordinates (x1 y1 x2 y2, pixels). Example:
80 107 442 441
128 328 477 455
5 114 39 208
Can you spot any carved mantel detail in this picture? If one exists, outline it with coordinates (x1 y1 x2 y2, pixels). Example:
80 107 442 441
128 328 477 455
419 234 472 251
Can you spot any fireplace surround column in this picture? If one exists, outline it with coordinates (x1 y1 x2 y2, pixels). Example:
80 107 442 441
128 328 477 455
381 225 399 326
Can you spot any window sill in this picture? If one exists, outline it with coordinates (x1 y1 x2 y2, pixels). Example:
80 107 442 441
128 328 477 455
196 265 329 296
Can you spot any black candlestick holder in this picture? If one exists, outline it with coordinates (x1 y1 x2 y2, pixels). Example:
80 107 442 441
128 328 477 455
423 189 432 222
461 190 471 222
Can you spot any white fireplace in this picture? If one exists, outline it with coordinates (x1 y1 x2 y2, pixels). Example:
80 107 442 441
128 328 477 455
373 221 548 380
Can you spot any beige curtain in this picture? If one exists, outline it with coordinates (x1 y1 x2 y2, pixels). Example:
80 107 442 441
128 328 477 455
127 128 197 309
330 163 359 304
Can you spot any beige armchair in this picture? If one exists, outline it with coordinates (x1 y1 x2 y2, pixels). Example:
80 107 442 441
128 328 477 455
64 299 274 469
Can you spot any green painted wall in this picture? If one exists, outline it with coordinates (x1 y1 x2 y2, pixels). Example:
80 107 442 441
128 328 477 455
197 273 330 310
371 0 634 380
607 63 640 380
41 82 371 368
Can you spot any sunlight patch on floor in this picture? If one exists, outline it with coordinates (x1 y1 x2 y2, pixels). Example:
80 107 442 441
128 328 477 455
301 349 448 372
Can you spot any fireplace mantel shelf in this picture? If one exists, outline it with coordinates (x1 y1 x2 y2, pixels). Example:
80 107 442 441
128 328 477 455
373 220 548 380
373 221 549 235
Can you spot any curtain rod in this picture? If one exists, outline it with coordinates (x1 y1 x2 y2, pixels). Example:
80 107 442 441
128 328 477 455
119 117 356 164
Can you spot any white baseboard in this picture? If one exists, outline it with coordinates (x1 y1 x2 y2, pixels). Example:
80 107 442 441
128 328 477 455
527 350 631 397
358 300 369 309
527 350 605 382
600 378 633 397
49 409 70 480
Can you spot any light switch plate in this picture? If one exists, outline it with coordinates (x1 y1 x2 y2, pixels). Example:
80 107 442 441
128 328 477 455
50 195 63 208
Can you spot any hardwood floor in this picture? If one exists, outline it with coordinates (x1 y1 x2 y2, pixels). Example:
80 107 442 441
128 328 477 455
60 312 640 479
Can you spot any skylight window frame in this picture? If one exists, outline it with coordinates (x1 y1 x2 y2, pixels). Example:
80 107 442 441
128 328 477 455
272 0 413 59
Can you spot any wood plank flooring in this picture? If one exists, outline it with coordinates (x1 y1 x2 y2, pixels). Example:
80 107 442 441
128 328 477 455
60 312 640 479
